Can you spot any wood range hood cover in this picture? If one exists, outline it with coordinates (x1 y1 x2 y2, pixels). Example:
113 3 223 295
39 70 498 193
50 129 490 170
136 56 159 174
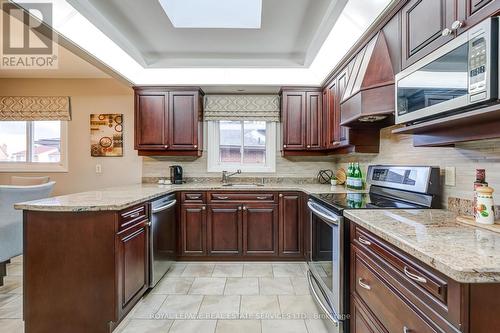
340 31 395 128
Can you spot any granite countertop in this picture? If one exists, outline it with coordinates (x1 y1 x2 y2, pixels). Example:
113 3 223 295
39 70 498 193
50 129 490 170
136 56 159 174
14 182 362 212
345 209 500 283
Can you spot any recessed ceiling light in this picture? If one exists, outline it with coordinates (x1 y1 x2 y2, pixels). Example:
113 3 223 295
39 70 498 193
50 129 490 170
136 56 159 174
158 0 262 29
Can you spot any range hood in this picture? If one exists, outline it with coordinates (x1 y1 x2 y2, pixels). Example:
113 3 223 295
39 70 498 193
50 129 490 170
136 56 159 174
340 31 395 127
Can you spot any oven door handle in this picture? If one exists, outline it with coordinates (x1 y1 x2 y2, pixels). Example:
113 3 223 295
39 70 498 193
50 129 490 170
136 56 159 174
307 271 340 326
307 201 340 226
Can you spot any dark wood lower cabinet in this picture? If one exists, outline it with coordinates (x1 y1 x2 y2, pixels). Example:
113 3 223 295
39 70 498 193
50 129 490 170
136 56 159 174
350 222 500 333
207 204 242 255
242 204 279 256
116 221 149 319
279 192 303 257
180 204 207 255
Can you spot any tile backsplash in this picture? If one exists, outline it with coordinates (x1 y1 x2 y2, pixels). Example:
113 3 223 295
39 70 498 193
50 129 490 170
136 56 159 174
335 126 500 207
142 125 500 208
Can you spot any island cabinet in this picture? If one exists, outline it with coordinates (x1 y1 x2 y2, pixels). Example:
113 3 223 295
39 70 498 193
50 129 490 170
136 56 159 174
350 222 500 333
134 87 204 157
23 203 151 333
179 191 303 260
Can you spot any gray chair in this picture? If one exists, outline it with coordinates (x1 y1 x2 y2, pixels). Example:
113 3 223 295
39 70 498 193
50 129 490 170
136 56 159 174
0 181 55 284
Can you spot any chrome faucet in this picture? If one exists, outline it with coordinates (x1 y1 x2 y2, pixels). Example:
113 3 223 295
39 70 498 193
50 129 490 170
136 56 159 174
222 169 241 184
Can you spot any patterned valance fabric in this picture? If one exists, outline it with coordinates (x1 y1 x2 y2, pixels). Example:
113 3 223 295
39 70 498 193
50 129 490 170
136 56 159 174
0 96 71 121
204 95 280 122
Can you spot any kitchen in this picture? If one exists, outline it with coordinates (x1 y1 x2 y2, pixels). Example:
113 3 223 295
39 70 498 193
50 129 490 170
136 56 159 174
1 0 500 332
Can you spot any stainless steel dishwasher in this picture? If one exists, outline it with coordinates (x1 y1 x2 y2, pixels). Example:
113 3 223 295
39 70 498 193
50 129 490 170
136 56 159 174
150 194 177 287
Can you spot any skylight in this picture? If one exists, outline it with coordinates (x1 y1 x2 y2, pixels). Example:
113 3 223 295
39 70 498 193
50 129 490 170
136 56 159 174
158 0 262 29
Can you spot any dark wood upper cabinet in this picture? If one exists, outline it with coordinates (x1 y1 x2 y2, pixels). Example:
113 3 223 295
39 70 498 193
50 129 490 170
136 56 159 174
335 69 350 146
134 87 203 156
278 193 302 257
135 93 168 150
306 92 323 149
207 204 242 255
180 204 206 256
401 0 456 69
242 204 278 256
281 90 307 150
457 0 500 34
168 91 201 150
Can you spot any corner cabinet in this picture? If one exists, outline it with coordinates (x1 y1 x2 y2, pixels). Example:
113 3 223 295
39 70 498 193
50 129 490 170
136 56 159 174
281 88 324 155
134 87 204 157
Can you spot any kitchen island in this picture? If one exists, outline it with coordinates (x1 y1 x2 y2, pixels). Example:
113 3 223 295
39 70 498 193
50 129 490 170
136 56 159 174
16 182 357 333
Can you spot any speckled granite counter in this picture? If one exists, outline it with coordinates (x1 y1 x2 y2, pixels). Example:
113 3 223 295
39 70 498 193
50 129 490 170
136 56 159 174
14 182 362 212
345 209 500 283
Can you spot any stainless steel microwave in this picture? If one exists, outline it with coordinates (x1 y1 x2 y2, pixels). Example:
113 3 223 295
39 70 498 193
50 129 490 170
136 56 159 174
395 17 499 124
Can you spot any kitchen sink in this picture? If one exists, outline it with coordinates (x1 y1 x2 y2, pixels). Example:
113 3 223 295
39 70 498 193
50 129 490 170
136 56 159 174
221 183 264 188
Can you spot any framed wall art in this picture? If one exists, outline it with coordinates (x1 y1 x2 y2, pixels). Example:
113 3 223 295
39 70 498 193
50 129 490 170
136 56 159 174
90 114 123 157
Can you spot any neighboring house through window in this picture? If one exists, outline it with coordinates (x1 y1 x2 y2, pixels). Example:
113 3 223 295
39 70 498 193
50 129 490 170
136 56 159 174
0 120 68 172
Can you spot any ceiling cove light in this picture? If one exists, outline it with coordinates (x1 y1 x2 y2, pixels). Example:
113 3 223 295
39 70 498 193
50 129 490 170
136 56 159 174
11 0 391 86
158 0 262 29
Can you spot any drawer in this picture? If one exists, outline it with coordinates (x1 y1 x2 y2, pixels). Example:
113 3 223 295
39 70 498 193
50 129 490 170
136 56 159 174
353 247 439 333
208 192 276 203
352 224 448 304
119 204 148 230
181 192 206 203
351 224 463 332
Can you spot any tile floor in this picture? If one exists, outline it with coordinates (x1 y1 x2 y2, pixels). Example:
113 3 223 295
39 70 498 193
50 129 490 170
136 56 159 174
0 258 333 333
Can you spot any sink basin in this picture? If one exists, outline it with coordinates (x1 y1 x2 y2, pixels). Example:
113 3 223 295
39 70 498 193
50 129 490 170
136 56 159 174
221 183 264 188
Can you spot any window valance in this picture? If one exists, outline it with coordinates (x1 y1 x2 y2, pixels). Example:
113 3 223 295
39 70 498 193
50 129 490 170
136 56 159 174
204 95 280 122
0 96 71 121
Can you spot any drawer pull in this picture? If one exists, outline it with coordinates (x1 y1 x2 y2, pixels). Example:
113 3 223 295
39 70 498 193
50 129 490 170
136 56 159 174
129 212 140 218
216 196 229 200
187 194 201 199
403 326 411 333
404 266 427 284
358 278 371 290
256 196 268 200
358 236 372 246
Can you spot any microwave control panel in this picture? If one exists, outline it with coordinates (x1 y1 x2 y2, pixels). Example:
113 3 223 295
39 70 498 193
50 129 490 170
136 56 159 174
468 36 487 97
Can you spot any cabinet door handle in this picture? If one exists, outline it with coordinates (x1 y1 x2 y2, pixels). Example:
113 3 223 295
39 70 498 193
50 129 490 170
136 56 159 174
403 266 427 284
307 145 311 148
451 20 464 31
283 144 287 148
358 236 372 246
332 141 341 146
403 326 411 333
242 206 247 211
194 145 198 149
146 221 152 227
279 194 283 198
216 196 229 200
441 28 452 36
238 206 242 211
129 212 140 218
256 196 268 200
358 278 371 290
164 145 169 148
201 206 206 210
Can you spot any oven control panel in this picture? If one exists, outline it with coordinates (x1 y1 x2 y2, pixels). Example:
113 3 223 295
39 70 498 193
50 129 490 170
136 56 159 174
468 35 488 97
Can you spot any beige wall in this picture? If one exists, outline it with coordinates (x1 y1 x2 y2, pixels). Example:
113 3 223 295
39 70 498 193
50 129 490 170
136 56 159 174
0 78 141 195
335 126 500 206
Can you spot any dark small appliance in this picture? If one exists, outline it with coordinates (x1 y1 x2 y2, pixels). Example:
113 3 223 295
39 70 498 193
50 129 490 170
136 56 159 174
170 165 183 184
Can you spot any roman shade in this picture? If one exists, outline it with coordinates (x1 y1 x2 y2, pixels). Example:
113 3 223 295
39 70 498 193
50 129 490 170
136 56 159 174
0 96 71 121
204 95 280 122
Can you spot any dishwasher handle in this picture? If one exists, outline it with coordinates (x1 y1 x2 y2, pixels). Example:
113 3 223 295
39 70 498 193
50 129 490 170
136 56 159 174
152 199 177 213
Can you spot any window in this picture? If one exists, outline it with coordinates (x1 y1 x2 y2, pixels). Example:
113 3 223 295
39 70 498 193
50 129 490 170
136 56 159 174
0 121 68 172
207 120 276 173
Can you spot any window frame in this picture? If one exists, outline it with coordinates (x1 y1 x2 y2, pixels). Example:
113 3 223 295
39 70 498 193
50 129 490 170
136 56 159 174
207 120 276 173
0 121 68 173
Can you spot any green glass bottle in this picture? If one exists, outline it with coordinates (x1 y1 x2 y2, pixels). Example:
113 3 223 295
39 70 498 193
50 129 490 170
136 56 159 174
347 163 353 189
353 163 361 190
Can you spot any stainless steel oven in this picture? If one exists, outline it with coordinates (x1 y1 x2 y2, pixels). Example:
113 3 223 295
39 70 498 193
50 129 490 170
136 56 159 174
396 17 498 124
307 200 348 333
